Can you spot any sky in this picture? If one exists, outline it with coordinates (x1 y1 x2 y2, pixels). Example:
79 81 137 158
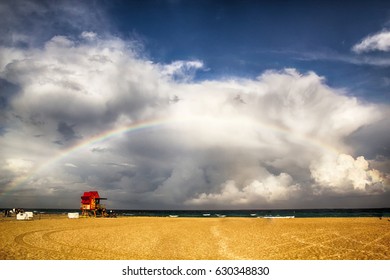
0 0 389 210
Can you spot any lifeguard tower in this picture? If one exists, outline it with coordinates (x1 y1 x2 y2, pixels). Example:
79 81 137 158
80 191 107 217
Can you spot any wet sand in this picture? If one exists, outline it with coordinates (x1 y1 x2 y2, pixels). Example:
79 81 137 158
0 216 389 260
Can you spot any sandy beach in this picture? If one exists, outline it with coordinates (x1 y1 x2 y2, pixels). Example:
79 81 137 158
0 216 389 260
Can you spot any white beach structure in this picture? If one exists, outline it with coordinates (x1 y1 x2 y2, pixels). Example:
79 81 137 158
16 212 33 220
68 212 80 219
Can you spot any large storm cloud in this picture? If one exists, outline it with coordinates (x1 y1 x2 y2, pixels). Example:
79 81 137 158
0 33 388 209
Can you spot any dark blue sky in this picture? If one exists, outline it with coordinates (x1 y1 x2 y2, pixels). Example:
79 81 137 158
99 0 390 103
1 0 388 102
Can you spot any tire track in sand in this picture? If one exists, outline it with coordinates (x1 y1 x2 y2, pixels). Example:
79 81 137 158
14 226 137 259
14 229 60 252
267 230 389 259
14 227 110 259
210 224 247 259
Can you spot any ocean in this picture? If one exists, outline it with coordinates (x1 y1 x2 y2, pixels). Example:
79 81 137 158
13 208 390 218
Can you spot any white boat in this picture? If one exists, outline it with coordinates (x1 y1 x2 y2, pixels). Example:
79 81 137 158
169 215 178 218
203 213 211 216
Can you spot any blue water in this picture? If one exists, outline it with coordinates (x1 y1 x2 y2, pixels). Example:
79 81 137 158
15 208 390 218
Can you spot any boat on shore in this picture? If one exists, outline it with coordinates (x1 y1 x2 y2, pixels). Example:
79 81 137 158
216 214 226 218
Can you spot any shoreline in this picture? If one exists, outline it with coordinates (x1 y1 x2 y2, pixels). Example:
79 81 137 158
2 207 389 219
2 214 390 222
1 217 389 260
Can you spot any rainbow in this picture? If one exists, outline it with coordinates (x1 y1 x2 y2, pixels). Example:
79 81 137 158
2 116 345 197
2 118 169 196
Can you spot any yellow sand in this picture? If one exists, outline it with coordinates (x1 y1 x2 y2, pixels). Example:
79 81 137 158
0 216 389 260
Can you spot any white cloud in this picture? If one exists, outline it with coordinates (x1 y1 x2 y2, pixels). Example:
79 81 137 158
310 154 385 192
352 30 390 53
5 158 34 174
64 163 78 168
80 31 97 41
162 60 204 82
187 173 300 206
0 33 388 209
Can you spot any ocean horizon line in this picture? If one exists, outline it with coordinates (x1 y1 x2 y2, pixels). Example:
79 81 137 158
3 207 389 218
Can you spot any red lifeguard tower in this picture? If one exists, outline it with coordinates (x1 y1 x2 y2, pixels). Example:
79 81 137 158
80 191 107 217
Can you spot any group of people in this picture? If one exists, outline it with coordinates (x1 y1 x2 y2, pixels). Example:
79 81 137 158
3 208 24 217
